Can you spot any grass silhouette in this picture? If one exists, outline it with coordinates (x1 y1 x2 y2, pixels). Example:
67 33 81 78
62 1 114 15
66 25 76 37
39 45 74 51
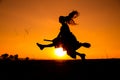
0 58 120 80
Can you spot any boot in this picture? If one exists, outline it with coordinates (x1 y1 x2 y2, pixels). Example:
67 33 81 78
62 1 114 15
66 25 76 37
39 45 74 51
36 43 44 50
80 53 86 61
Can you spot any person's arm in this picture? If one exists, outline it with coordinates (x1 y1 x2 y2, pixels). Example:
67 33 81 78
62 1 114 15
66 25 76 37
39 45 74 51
52 30 61 43
52 26 63 45
56 30 61 38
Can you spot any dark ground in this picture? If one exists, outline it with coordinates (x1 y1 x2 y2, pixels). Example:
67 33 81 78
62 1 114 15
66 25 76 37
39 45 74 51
0 59 120 80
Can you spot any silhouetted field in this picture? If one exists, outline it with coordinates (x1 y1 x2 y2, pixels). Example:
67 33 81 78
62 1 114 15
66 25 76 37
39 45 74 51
0 59 120 80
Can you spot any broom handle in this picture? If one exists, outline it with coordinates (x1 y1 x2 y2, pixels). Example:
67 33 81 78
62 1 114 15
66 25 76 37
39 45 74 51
44 39 53 42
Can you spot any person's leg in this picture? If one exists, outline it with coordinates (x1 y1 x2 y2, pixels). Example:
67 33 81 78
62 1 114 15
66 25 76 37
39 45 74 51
36 43 54 50
66 48 77 59
82 42 91 48
75 41 91 50
76 52 86 61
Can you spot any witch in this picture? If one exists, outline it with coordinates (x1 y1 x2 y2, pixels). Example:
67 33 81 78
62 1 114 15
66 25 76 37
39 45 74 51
36 10 91 60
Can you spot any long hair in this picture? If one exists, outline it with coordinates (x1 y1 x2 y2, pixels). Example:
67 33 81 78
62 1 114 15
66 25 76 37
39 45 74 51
66 10 79 25
59 10 79 25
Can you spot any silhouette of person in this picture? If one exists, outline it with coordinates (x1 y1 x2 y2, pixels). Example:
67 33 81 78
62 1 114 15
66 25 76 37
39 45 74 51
36 10 91 60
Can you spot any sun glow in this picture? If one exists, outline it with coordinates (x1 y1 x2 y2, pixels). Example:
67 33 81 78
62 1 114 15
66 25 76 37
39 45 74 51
55 47 67 57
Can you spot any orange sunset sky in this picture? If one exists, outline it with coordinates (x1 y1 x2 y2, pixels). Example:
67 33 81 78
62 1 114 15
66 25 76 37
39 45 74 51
0 0 120 59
